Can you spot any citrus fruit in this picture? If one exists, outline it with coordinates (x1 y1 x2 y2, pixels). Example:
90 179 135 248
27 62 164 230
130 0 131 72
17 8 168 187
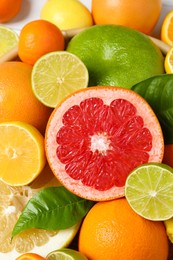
66 25 164 88
0 61 52 135
0 121 46 186
46 248 88 260
131 74 173 144
0 176 80 258
91 0 161 35
0 26 18 57
31 51 89 108
0 0 22 23
164 46 173 73
125 163 173 221
45 86 164 201
163 144 173 168
18 19 65 65
164 217 173 243
16 253 46 260
40 0 93 31
78 198 169 260
161 10 173 46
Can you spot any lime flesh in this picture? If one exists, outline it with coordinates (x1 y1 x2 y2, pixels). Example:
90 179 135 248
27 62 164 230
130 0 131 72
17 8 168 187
46 248 88 260
125 163 173 221
0 26 18 56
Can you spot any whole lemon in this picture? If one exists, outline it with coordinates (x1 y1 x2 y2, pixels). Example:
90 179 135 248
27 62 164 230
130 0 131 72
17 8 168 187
40 0 93 30
67 25 164 88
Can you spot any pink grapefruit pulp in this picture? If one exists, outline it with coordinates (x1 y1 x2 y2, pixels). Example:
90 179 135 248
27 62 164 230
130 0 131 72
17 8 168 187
45 86 164 201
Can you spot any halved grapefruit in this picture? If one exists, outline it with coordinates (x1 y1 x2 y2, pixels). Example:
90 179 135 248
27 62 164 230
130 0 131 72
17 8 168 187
45 86 164 201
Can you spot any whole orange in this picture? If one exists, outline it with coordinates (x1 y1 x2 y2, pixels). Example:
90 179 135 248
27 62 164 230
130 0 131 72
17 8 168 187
18 19 65 65
0 61 52 135
78 198 169 260
0 0 22 23
91 0 162 34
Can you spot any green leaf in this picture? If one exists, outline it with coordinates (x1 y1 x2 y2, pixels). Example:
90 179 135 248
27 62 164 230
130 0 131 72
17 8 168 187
12 186 94 239
132 74 173 144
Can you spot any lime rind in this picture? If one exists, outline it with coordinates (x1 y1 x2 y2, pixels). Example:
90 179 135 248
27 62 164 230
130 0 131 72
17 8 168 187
47 248 88 260
125 163 173 221
31 51 89 108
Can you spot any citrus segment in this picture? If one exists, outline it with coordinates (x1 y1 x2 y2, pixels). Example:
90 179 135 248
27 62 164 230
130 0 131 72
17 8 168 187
0 26 18 57
45 87 164 201
125 163 173 221
0 178 80 258
31 51 89 108
161 10 173 46
164 46 173 73
0 121 46 186
46 248 88 260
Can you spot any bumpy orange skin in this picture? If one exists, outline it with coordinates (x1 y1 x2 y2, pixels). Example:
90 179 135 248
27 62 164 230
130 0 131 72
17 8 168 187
0 0 22 23
91 0 162 34
79 198 169 260
18 19 65 65
16 252 46 260
0 61 53 135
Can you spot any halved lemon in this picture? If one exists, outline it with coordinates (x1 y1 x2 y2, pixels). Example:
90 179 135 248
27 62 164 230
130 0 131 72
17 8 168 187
164 46 173 73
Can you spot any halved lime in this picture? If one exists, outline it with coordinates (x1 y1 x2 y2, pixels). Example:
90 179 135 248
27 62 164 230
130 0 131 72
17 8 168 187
46 248 88 260
125 163 173 221
31 51 89 108
0 25 18 57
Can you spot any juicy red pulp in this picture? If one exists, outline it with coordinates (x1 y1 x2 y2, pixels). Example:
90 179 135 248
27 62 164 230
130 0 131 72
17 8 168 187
56 97 152 191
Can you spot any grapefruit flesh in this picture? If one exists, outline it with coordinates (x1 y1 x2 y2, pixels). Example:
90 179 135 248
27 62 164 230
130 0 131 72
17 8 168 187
45 87 164 201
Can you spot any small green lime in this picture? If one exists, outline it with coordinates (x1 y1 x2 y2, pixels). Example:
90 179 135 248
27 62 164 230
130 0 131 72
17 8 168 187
0 26 18 57
125 163 173 221
46 248 88 260
67 24 164 88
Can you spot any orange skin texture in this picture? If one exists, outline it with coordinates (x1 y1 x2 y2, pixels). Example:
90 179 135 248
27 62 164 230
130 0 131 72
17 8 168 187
163 144 173 168
0 0 22 22
16 252 46 260
79 198 169 260
18 19 65 65
91 0 162 34
0 61 53 135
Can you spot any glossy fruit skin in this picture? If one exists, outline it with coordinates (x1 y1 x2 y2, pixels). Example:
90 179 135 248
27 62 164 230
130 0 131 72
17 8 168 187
92 0 161 34
18 19 65 65
16 252 46 260
0 62 52 135
78 198 169 260
0 0 22 23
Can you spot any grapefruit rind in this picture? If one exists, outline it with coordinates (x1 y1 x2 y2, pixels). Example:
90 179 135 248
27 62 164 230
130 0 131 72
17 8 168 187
45 86 164 201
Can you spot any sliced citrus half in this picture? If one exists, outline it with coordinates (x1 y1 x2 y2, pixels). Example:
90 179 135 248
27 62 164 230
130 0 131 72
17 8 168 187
45 86 164 201
31 51 89 108
0 172 80 258
0 121 46 186
161 10 173 46
46 248 88 260
164 46 173 73
125 163 173 221
0 25 18 57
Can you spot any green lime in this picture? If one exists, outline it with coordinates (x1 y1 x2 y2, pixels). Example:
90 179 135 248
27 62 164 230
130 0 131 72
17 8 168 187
66 24 164 89
0 25 18 57
31 51 89 108
125 163 173 221
46 248 88 260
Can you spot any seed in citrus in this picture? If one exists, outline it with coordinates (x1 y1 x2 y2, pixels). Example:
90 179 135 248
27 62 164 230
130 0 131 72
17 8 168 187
0 177 80 258
0 0 22 23
78 198 169 260
0 26 18 57
31 51 89 108
40 0 93 30
161 10 173 46
163 144 173 168
0 61 52 135
18 19 65 65
67 25 164 88
45 86 164 201
91 0 161 34
16 253 46 260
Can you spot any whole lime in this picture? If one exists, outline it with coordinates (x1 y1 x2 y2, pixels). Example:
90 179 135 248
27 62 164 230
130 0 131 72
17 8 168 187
66 25 164 88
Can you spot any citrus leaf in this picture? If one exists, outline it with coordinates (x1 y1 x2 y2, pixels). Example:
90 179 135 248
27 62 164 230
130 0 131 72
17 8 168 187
12 186 94 239
132 74 173 144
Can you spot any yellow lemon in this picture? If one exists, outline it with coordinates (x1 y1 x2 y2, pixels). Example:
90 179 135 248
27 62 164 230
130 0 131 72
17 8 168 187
40 0 93 30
